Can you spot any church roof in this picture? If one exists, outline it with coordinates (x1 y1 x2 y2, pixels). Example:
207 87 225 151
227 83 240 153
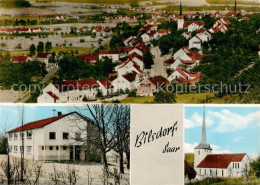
197 154 246 169
194 143 212 150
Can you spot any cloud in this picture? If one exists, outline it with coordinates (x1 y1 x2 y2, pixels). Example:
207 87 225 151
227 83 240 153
232 136 245 142
184 142 198 153
208 110 260 133
211 144 231 154
185 112 213 129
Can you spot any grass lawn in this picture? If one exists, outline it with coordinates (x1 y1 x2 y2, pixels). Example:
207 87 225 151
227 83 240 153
185 153 194 167
120 96 154 103
51 46 94 54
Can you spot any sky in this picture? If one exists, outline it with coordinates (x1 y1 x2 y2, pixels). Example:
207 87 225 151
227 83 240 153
185 106 260 159
0 105 92 132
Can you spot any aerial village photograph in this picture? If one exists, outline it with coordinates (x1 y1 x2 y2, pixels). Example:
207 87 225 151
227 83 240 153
0 104 130 184
0 0 259 104
184 105 260 185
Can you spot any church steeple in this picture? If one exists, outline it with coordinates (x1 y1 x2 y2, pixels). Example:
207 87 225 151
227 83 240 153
201 105 206 144
179 2 183 16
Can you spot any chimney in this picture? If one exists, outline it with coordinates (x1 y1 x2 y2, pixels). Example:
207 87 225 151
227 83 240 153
57 111 62 116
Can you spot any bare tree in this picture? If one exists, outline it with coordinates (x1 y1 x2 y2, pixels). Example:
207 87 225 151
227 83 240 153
111 105 130 173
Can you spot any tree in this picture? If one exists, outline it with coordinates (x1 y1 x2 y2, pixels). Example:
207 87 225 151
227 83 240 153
143 50 154 69
45 41 52 53
29 44 36 55
250 156 260 178
112 105 130 173
37 42 44 54
110 36 124 50
154 89 176 103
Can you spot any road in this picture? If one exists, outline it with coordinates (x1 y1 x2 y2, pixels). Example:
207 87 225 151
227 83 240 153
150 46 171 78
16 66 60 103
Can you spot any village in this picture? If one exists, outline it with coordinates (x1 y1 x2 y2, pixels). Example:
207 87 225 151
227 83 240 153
0 0 259 103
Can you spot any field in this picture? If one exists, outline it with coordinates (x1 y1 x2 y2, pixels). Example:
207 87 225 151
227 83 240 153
162 5 260 12
206 0 259 5
35 0 146 4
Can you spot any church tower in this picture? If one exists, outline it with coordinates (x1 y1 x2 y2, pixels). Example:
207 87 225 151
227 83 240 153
234 0 237 13
177 16 184 30
194 106 212 173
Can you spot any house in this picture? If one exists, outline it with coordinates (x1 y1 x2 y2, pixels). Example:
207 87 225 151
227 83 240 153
37 78 100 103
182 32 191 40
178 17 204 32
128 47 143 57
194 108 251 180
0 28 18 34
196 29 212 42
115 59 143 76
166 57 196 70
112 71 140 92
137 75 169 96
32 28 41 33
17 28 31 34
77 54 99 64
11 55 32 63
189 36 202 50
173 47 207 66
92 27 103 37
128 53 144 70
36 53 55 67
7 112 98 161
210 18 230 34
97 79 114 96
99 50 120 63
167 67 201 85
141 32 157 43
54 15 64 20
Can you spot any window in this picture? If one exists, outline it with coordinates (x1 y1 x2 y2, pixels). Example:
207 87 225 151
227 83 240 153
75 133 81 141
26 146 32 154
20 146 24 153
9 133 13 139
9 146 12 153
14 133 18 140
63 146 67 150
198 151 200 155
20 132 24 139
49 132 56 140
205 169 206 175
216 169 217 176
56 146 59 150
14 146 18 153
26 131 32 139
222 170 224 176
63 132 69 140
199 169 201 175
49 146 53 150
42 146 44 150
238 163 239 168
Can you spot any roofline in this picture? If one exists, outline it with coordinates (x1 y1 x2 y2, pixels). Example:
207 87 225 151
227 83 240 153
7 112 94 133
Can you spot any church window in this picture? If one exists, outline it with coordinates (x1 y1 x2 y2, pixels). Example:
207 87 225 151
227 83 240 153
205 169 206 175
198 151 200 155
235 163 237 168
238 163 239 168
222 170 223 176
200 169 201 175
233 163 234 168
216 169 217 176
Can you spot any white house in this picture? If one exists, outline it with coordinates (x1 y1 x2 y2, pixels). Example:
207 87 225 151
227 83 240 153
178 17 204 32
7 112 97 161
128 47 143 57
194 108 251 180
112 71 140 92
189 36 202 50
115 59 143 76
37 78 100 103
167 67 201 85
196 29 212 42
173 47 205 65
99 50 120 63
182 32 191 40
36 53 55 67
97 79 114 96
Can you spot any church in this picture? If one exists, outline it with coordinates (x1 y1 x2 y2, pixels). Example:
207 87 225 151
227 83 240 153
194 107 251 180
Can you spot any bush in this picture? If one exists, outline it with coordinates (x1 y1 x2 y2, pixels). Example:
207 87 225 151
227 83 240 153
14 0 31 8
128 90 136 97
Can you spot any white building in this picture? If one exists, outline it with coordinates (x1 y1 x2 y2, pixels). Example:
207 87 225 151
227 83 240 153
194 107 251 180
112 71 140 92
178 17 204 32
189 36 202 50
97 79 114 96
99 50 120 63
37 78 100 103
7 112 97 161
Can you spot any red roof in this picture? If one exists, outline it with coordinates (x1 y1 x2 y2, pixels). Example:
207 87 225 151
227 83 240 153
148 75 169 88
7 112 73 133
37 53 53 58
99 50 119 55
77 54 99 62
17 28 30 32
123 71 138 82
183 21 204 28
46 91 59 100
98 79 114 89
197 154 246 169
11 56 30 63
53 78 99 92
128 53 143 61
109 73 118 78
